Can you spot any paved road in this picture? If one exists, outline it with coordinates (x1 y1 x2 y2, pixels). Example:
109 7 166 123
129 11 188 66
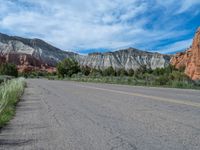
0 79 200 150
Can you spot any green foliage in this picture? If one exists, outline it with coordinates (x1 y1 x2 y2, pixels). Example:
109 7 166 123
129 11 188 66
90 68 102 77
0 63 18 77
57 58 80 78
0 78 25 127
116 68 128 76
81 66 91 76
19 71 55 79
155 75 169 85
102 66 116 76
127 69 135 76
64 64 199 89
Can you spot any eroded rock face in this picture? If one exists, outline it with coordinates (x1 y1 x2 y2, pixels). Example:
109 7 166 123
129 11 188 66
171 27 200 80
0 53 56 73
170 49 192 69
77 48 171 70
0 33 77 66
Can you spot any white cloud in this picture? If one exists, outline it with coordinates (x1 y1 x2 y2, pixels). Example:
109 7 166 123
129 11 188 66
0 0 150 49
0 0 199 53
178 0 200 13
155 39 193 54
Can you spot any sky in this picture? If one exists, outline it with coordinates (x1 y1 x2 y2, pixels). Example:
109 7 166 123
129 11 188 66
0 0 200 54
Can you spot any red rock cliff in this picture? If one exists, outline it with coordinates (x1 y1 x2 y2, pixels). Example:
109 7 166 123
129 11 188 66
171 27 200 80
0 53 56 73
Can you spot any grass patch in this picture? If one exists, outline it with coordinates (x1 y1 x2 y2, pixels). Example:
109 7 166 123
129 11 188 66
0 78 26 127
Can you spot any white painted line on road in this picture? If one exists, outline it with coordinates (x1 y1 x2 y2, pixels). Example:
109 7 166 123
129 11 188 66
77 85 200 108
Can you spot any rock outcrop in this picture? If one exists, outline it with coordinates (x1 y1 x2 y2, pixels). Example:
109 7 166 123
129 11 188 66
171 27 200 80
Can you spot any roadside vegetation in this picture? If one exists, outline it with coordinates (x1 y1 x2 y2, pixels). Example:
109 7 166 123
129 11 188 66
0 78 25 127
16 58 200 89
0 62 26 127
55 58 200 89
0 63 18 77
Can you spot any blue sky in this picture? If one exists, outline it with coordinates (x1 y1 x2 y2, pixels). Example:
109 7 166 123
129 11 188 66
0 0 200 54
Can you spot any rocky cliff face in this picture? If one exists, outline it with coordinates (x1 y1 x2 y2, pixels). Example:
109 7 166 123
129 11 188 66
0 53 56 73
78 48 171 70
171 27 200 80
0 33 77 66
0 32 171 73
0 33 77 72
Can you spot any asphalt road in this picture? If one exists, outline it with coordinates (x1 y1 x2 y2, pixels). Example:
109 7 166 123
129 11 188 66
0 79 200 150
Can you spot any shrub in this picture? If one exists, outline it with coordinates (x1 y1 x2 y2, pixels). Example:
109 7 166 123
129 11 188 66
0 63 18 77
102 66 116 76
90 68 102 77
57 58 80 78
127 69 135 76
154 76 169 85
81 66 91 76
116 68 128 76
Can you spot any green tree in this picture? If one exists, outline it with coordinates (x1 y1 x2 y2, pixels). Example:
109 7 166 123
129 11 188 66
0 63 18 77
57 58 80 78
128 69 135 76
116 68 128 76
102 66 116 76
81 66 91 76
90 68 102 77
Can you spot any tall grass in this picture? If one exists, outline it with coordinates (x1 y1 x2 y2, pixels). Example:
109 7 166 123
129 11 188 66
0 78 25 127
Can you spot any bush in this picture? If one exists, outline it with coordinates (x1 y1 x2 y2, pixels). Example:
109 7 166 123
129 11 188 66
57 58 80 78
128 69 135 76
116 68 128 76
102 66 116 76
154 76 169 85
81 66 91 76
90 68 102 77
0 63 18 77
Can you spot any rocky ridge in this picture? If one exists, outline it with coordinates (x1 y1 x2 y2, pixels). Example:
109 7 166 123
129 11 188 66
78 48 170 70
0 33 77 65
0 33 77 72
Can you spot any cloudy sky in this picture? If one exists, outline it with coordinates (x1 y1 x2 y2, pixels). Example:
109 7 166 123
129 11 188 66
0 0 200 54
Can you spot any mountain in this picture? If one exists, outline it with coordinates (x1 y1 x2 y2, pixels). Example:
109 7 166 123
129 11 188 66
171 27 200 80
78 48 171 70
0 32 77 65
0 33 77 72
0 32 171 73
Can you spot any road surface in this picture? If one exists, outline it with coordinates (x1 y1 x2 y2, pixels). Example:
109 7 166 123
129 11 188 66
0 79 200 150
